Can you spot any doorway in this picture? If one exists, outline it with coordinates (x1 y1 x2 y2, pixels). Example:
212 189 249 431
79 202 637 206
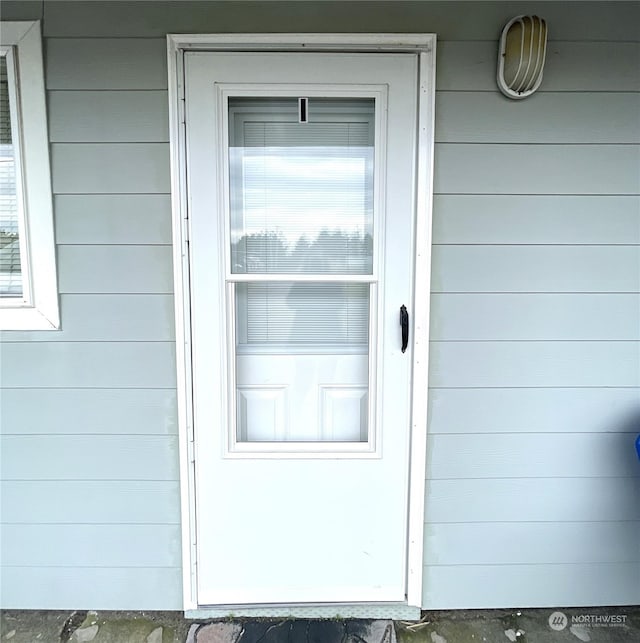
168 35 435 613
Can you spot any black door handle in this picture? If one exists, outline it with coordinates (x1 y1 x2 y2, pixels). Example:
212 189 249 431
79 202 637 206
400 305 409 353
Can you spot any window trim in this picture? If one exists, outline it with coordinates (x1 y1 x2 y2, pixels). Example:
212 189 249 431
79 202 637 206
0 21 59 330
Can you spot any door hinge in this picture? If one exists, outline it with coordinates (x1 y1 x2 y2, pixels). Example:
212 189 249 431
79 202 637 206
183 216 190 245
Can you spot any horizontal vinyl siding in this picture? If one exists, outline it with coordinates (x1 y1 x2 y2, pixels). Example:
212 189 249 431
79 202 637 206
52 144 171 193
1 567 182 610
54 195 172 244
1 435 179 480
432 246 640 292
428 388 640 434
34 2 640 41
425 4 640 610
57 246 174 293
435 92 640 144
1 480 180 523
1 27 180 610
432 195 640 244
437 41 640 91
425 522 640 565
429 342 639 388
48 91 169 143
0 342 176 388
45 39 168 90
425 478 640 523
434 144 640 195
430 294 640 340
1 389 177 434
423 563 640 609
2 524 181 567
426 433 638 480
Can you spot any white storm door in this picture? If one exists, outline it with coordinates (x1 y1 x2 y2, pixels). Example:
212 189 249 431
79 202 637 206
185 51 418 606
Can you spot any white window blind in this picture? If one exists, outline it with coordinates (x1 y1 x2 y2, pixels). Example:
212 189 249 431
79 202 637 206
237 281 369 346
229 98 375 348
0 53 22 298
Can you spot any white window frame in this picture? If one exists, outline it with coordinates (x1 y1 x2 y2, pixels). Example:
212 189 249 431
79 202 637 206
167 33 436 615
0 21 59 330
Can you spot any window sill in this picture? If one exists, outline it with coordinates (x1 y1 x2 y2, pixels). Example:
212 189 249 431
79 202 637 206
0 305 60 330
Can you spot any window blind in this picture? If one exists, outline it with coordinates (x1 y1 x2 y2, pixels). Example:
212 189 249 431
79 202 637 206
0 54 22 298
229 98 375 348
238 282 369 346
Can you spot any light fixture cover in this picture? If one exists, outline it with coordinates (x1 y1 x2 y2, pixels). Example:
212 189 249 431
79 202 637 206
497 15 548 99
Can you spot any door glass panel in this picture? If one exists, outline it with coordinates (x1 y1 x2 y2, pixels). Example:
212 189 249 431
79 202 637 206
228 96 375 444
235 282 369 348
235 282 370 442
229 97 374 275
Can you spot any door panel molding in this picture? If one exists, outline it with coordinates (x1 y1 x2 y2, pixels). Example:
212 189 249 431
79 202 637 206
167 33 436 613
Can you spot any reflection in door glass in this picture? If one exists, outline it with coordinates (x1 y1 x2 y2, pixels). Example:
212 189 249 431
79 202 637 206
235 282 369 347
228 97 375 444
229 98 374 275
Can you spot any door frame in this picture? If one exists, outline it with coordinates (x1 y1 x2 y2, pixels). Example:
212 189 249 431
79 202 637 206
167 33 436 613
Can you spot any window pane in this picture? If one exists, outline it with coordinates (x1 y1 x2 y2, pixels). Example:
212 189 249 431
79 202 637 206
229 97 374 275
228 97 376 445
236 281 369 348
0 54 23 298
235 282 370 443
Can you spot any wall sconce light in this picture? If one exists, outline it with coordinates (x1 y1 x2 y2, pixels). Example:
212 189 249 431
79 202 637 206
497 15 548 99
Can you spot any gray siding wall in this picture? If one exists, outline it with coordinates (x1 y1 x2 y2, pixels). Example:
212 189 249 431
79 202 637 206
0 1 638 610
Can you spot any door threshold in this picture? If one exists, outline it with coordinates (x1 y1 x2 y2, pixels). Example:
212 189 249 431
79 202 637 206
186 603 421 620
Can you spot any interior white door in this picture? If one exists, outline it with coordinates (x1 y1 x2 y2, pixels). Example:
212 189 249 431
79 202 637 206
185 51 418 606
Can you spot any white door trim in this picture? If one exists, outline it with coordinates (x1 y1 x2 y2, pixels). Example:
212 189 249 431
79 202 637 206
167 33 436 612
